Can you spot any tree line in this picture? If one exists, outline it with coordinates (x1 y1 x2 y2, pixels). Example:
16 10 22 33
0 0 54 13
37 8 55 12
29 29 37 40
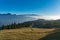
1 21 33 30
1 19 60 30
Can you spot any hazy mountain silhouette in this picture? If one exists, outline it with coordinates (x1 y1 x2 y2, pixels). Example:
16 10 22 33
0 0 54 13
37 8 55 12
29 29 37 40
21 14 39 16
0 14 38 27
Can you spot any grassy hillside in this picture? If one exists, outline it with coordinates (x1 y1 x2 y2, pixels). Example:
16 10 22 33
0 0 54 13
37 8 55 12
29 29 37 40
0 28 55 40
39 28 60 40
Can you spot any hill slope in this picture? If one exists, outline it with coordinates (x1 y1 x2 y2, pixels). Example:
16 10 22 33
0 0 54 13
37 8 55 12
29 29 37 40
0 28 55 40
39 29 60 40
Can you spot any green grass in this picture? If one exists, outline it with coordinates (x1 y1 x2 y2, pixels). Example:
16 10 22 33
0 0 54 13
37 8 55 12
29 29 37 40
0 28 55 40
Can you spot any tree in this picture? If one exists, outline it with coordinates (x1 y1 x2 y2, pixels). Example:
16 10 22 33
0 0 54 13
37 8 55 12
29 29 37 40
2 25 8 29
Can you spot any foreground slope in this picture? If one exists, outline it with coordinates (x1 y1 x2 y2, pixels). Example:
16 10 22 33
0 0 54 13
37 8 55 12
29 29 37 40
39 28 60 40
0 28 55 40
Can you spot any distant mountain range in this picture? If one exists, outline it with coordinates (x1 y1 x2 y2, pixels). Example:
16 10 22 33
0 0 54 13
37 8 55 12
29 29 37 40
21 14 39 16
0 14 39 27
0 13 59 27
1 13 60 29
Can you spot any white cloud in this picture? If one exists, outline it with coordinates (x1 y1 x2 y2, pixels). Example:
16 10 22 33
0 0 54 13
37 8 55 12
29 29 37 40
29 15 60 20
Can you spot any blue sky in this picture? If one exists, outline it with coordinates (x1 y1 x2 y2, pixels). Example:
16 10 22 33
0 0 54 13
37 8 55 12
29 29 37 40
0 0 60 16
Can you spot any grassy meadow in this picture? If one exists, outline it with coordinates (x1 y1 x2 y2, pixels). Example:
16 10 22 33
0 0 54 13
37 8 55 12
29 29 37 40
0 28 56 40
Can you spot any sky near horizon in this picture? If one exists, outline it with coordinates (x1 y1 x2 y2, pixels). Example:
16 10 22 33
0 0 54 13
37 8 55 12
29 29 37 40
0 0 60 16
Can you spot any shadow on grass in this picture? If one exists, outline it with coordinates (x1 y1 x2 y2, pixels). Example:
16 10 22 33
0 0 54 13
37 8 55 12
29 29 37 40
39 29 60 40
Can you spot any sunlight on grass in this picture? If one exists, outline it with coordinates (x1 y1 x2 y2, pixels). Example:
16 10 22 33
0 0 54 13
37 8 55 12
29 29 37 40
0 28 55 40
